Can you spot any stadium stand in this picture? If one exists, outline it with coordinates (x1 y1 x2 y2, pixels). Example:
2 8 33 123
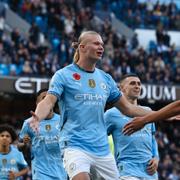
0 0 179 179
0 1 179 84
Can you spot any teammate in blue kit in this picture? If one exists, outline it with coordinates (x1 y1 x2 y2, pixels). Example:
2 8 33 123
29 31 152 180
0 124 28 180
105 74 159 180
18 89 67 180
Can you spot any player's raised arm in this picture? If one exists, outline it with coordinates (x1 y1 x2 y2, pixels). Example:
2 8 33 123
114 95 151 117
29 94 57 131
123 100 180 135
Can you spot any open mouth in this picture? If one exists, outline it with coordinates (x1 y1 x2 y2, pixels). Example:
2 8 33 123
97 52 103 57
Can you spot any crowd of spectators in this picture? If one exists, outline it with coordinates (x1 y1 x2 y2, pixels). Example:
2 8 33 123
0 0 179 84
0 0 179 179
156 121 180 180
94 0 180 30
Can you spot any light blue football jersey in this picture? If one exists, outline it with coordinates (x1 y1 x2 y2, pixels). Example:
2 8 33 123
105 107 159 179
19 113 67 180
48 63 121 156
0 145 28 180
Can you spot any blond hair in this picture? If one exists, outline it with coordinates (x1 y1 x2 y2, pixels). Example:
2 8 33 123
72 31 100 63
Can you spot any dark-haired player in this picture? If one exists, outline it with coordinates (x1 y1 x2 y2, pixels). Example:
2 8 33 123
0 124 28 179
18 89 67 180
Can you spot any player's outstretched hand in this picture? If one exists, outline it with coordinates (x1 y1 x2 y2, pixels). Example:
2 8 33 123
123 117 145 135
23 134 31 144
8 170 16 180
28 111 40 133
147 158 159 175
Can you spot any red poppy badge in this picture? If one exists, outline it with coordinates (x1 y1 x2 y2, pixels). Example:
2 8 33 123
73 73 81 80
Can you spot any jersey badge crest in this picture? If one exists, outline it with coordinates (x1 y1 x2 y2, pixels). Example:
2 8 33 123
45 124 51 131
88 79 96 88
2 159 7 165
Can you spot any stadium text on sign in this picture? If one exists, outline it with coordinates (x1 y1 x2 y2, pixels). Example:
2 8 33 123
0 76 179 102
140 85 176 101
15 77 49 93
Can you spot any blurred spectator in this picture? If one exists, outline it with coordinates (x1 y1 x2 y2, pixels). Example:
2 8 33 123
130 33 139 50
154 56 165 70
29 23 40 44
174 51 180 67
22 60 32 75
0 15 5 40
174 66 180 83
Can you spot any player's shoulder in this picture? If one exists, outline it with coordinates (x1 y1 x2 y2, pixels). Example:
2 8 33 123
53 64 77 79
22 117 31 126
95 68 115 84
58 64 75 72
105 107 121 116
139 105 152 111
106 107 119 113
10 145 22 154
53 113 61 120
95 67 110 76
44 113 60 123
139 106 155 126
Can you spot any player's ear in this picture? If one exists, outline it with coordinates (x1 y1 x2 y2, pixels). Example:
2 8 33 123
120 84 125 93
79 44 86 53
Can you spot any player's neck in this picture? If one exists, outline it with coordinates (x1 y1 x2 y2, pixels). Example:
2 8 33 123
0 145 10 154
127 97 137 105
76 59 96 72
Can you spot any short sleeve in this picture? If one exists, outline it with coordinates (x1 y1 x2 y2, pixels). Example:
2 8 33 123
17 151 28 169
104 109 116 135
19 119 34 140
48 70 65 100
106 74 122 104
